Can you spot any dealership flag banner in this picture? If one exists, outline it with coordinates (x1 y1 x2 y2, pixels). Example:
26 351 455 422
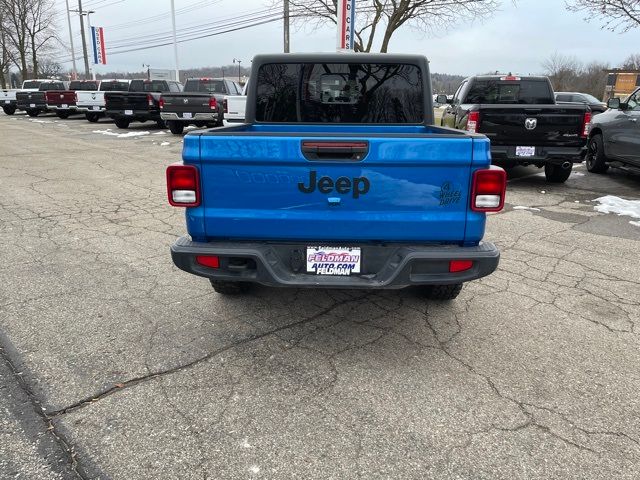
91 27 107 65
336 0 355 51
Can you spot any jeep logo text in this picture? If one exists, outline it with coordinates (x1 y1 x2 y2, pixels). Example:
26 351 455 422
298 171 370 199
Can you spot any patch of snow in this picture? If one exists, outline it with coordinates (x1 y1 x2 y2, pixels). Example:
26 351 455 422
242 438 251 448
572 172 585 177
541 191 546 194
513 206 541 212
249 466 260 474
153 130 168 135
160 141 170 146
30 119 53 124
92 129 150 138
593 195 640 220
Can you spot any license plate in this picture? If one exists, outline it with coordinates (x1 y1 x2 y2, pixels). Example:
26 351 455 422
183 112 193 119
61 104 68 109
92 106 101 111
125 109 133 115
30 103 36 108
516 146 536 157
306 246 361 276
4 100 9 104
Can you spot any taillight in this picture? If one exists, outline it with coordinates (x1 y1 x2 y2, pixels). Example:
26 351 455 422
166 163 200 207
466 111 480 134
581 111 592 138
159 97 165 109
209 97 217 110
449 260 473 273
223 98 228 113
147 94 154 107
471 166 507 212
196 255 219 268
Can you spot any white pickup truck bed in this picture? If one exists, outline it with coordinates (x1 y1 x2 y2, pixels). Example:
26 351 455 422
224 82 247 123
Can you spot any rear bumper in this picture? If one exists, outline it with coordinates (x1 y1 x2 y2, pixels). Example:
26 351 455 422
491 145 587 167
2 99 16 106
77 105 105 113
161 112 219 122
16 102 47 110
106 109 160 121
49 105 77 111
170 236 500 289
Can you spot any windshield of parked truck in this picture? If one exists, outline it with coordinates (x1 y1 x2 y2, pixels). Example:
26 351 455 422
23 81 42 89
70 81 99 91
129 80 168 92
465 79 554 104
38 82 65 91
100 81 130 91
185 79 226 93
255 63 424 123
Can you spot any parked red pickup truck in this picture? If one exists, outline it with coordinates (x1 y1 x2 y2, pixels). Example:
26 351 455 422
46 80 99 119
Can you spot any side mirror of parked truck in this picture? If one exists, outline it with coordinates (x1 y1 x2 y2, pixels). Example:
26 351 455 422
436 94 450 105
167 53 506 301
607 98 621 110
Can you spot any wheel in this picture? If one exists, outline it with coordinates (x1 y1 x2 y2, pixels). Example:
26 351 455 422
585 134 609 174
26 109 39 117
423 284 463 301
114 118 130 129
156 120 166 129
2 105 16 115
56 111 70 119
210 280 251 295
85 112 100 123
167 121 184 135
544 162 572 183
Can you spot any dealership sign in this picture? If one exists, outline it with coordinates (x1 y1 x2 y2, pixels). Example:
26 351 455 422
91 27 107 65
336 0 355 51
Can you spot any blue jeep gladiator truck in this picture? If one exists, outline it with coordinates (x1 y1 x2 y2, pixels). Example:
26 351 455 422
167 53 506 300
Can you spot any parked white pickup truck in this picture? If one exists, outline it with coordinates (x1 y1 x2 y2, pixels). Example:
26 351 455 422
76 79 131 122
1 79 54 115
224 82 247 123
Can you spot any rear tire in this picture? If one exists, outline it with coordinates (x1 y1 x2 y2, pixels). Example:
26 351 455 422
2 105 16 115
210 280 251 295
26 109 39 117
424 284 463 301
167 121 184 135
85 112 100 123
544 162 572 183
585 134 609 173
56 111 70 119
114 118 130 129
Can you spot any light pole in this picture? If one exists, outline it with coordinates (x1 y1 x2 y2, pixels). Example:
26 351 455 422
233 58 242 83
170 0 180 82
76 0 90 78
284 0 290 53
64 0 78 79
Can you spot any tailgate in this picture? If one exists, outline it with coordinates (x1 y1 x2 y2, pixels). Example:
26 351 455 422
46 91 76 105
194 135 477 243
478 106 586 147
77 92 103 106
106 93 148 110
162 94 211 113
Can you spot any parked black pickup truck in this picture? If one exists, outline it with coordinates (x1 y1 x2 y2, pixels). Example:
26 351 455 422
160 78 241 134
105 79 183 129
16 80 68 117
440 75 591 182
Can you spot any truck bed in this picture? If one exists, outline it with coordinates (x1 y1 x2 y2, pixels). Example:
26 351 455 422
183 124 489 245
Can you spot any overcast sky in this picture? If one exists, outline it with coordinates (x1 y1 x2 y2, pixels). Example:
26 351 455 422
55 0 640 75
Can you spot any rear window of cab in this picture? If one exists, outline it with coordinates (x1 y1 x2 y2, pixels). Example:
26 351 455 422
255 63 424 123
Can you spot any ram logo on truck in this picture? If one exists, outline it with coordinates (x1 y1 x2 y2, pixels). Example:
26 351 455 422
298 171 370 198
525 118 538 130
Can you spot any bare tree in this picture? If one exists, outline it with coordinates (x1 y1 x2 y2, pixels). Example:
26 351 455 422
542 52 581 91
566 0 640 32
621 53 640 69
37 57 63 78
275 0 502 53
1 0 30 79
0 9 13 88
25 0 57 78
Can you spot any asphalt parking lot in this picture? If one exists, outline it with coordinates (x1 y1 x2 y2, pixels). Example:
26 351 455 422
1 111 640 479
